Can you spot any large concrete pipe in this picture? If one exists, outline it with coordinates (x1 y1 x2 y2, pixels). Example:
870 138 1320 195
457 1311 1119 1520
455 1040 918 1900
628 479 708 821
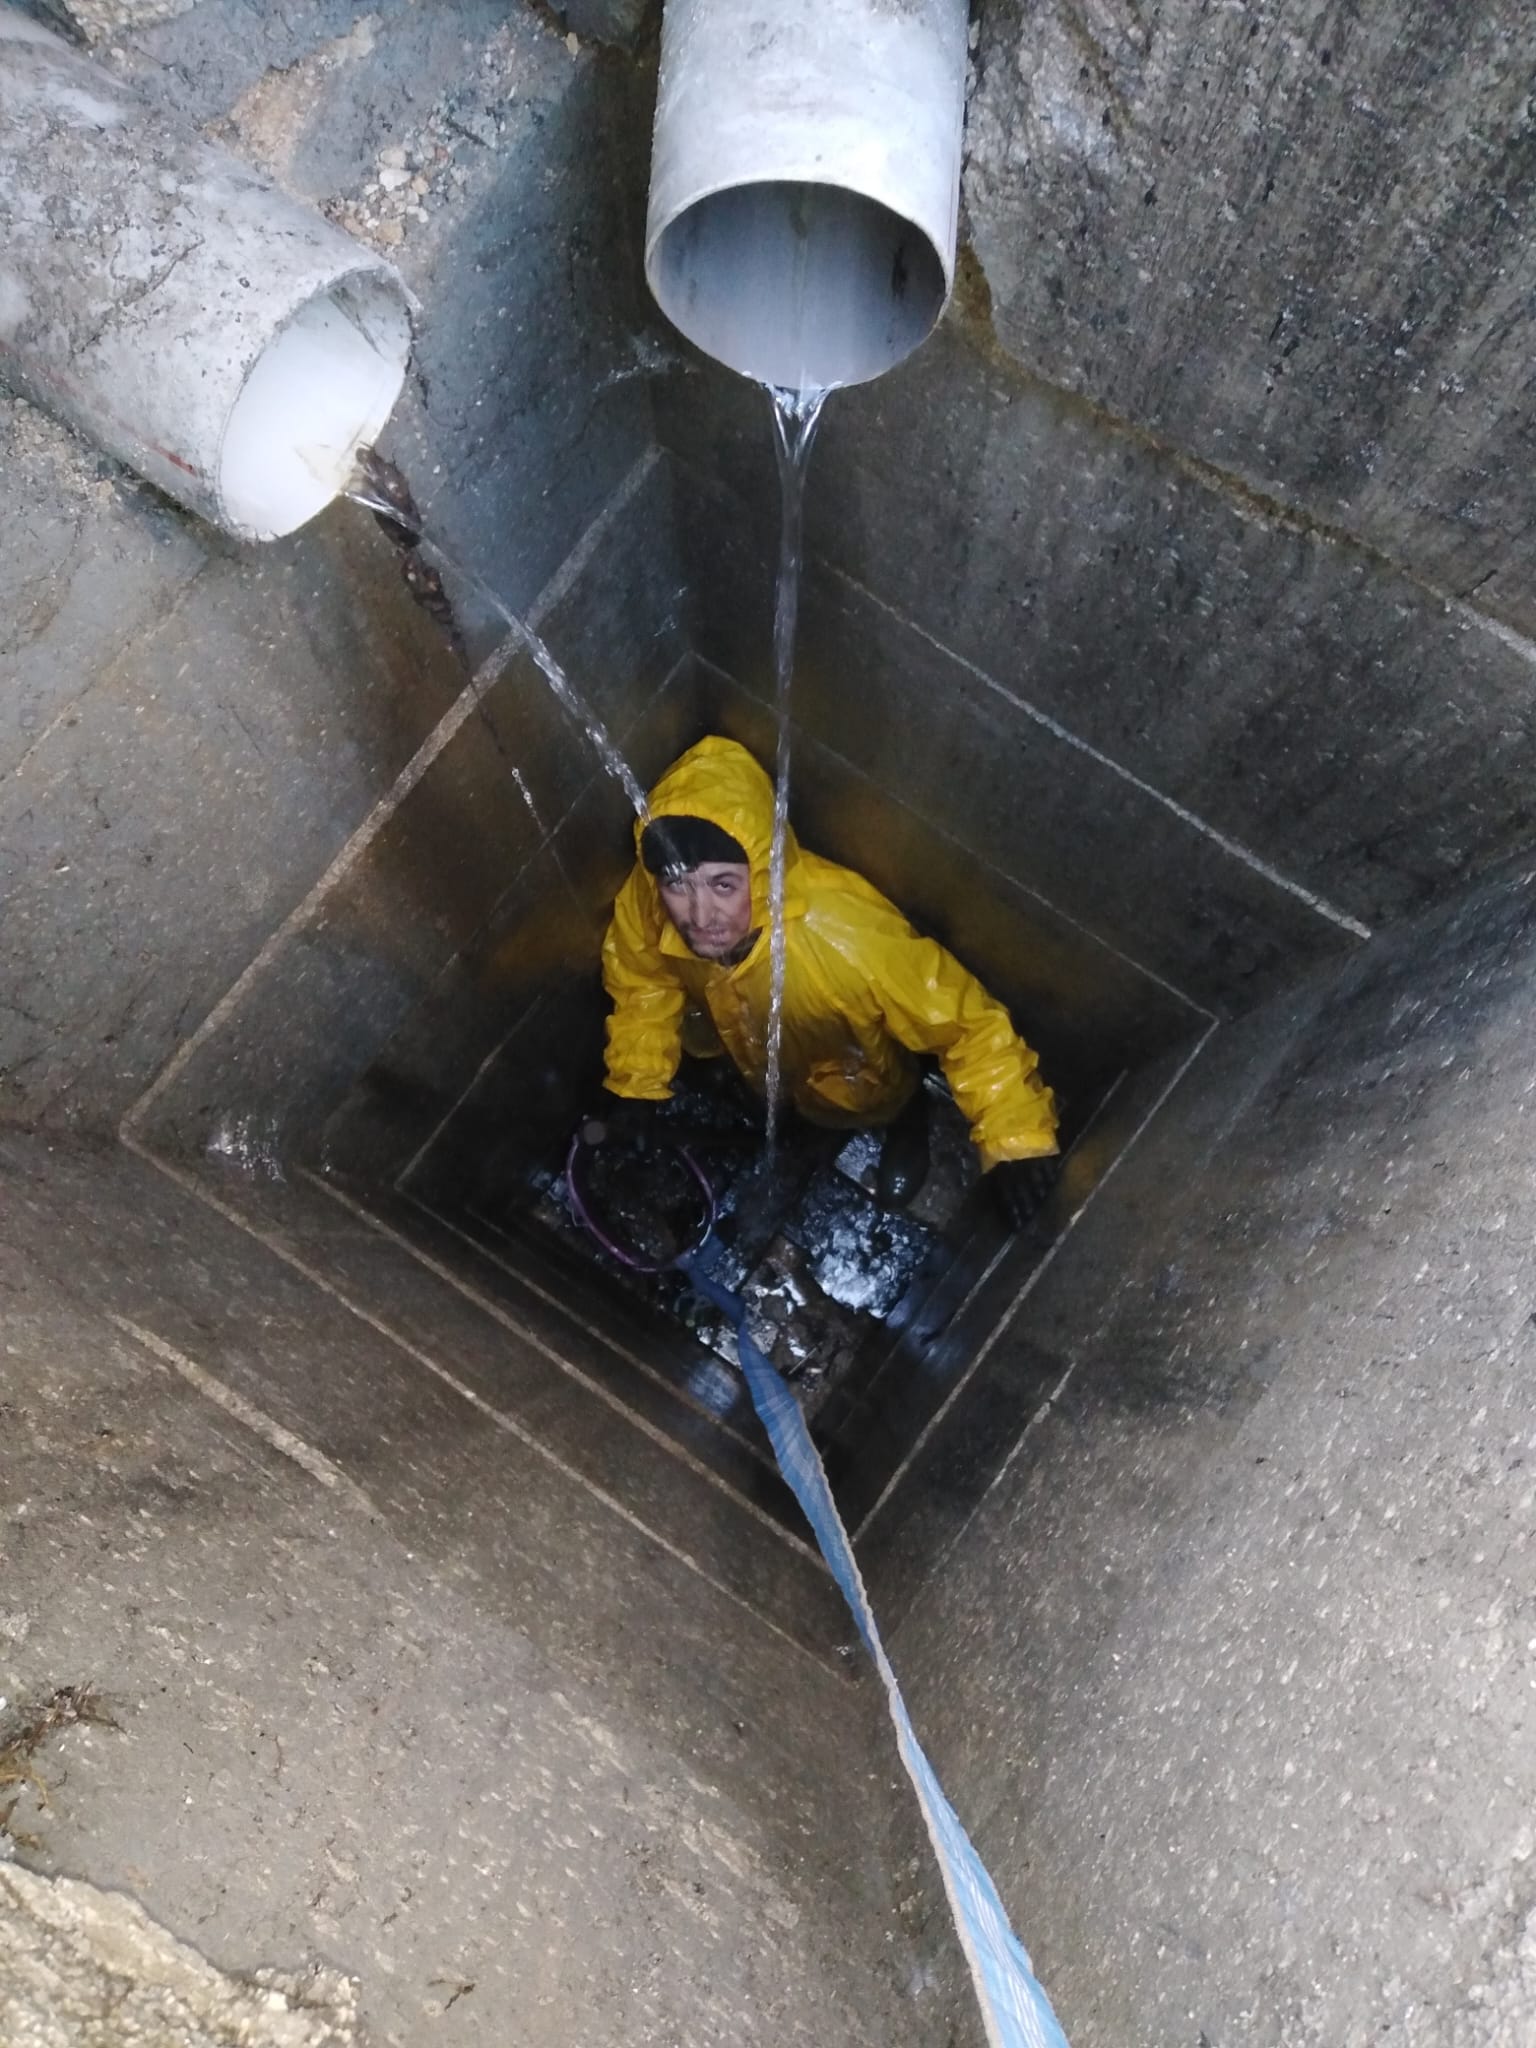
0 11 414 542
645 0 969 391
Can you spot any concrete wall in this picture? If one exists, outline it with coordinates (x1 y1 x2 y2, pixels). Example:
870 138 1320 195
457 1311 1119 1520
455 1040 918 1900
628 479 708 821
8 5 1536 2042
887 850 1536 2045
656 2 1536 1026
0 23 974 2038
23 0 1535 1139
0 0 669 1138
1 1124 961 2048
965 0 1536 635
128 453 689 1170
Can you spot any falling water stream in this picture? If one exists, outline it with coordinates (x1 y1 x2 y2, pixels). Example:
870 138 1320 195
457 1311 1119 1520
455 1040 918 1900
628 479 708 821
350 412 829 1162
470 576 649 818
762 386 830 1147
346 447 648 819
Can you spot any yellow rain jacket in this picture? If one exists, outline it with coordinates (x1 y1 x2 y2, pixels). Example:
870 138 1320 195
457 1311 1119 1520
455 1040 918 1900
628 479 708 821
602 737 1057 1170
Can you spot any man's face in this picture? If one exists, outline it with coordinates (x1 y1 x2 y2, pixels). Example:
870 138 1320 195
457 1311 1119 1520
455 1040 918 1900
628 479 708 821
658 861 755 959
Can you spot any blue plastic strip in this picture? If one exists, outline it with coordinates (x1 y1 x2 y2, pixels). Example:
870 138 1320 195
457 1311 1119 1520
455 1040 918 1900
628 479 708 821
682 1248 1071 2048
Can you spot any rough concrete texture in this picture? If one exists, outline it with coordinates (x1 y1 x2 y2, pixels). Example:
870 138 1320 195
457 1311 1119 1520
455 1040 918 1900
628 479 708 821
653 5 1536 1011
0 422 467 1129
0 0 664 1133
8 3 1536 2045
116 0 663 610
0 1867 358 2048
24 0 200 39
126 451 689 1166
889 850 1536 2045
660 318 1536 999
0 1129 964 2048
965 1 1536 638
666 422 1367 1015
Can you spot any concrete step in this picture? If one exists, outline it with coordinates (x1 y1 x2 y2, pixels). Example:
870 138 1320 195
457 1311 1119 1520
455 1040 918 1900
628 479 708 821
153 1157 848 1661
326 1175 815 1541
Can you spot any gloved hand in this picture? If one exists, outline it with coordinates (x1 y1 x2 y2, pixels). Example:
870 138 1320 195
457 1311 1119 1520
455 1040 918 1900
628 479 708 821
578 1092 662 1152
990 1153 1060 1231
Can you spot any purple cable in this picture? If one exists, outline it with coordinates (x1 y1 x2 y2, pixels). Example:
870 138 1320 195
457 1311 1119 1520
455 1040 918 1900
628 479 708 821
564 1128 717 1273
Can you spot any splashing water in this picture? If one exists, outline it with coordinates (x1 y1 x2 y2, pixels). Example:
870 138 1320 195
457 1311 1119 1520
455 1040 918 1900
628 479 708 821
450 553 650 818
347 445 423 538
762 385 830 1147
345 449 648 820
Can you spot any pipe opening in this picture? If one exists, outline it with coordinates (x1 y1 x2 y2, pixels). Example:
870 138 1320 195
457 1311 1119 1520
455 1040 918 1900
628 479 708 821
217 271 414 542
647 179 948 391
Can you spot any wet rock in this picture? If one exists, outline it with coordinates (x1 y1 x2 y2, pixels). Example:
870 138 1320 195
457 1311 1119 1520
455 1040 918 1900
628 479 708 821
444 98 499 149
0 1865 358 2047
29 0 201 39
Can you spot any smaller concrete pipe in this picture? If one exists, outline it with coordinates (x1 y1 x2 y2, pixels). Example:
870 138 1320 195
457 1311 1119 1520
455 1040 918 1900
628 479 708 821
645 0 969 391
0 12 414 541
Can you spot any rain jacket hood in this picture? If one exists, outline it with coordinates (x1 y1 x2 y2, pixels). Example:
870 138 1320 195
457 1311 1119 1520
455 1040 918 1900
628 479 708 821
635 736 804 950
604 737 1058 1169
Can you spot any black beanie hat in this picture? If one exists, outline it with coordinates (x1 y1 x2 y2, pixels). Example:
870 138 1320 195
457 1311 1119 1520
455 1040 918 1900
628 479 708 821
641 814 749 877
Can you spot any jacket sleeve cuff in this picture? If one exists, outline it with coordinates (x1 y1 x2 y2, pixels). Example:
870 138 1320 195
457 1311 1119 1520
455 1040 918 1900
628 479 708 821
977 1134 1061 1172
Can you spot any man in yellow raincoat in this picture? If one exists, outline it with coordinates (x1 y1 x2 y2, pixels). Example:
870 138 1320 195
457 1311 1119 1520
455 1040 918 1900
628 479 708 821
598 736 1058 1216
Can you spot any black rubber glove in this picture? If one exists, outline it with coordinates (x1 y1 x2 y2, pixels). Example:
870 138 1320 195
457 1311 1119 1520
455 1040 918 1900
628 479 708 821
990 1154 1060 1231
578 1092 662 1151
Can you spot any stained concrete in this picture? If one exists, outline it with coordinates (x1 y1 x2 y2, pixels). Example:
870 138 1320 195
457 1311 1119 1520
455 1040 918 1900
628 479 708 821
0 487 466 1129
888 849 1536 2046
0 0 663 1134
0 9 976 2037
965 0 1536 639
0 1128 963 2047
128 454 688 1165
651 5 1536 993
7 1 1536 2043
660 326 1536 985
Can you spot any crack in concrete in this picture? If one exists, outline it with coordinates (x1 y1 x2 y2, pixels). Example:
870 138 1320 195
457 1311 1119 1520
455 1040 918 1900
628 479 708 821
71 237 206 362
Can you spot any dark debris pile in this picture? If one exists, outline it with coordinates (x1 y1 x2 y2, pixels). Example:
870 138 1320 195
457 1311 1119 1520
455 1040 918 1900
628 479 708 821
527 1066 978 1419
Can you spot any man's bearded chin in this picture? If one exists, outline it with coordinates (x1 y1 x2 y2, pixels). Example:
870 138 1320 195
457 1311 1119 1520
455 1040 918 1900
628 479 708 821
687 927 758 965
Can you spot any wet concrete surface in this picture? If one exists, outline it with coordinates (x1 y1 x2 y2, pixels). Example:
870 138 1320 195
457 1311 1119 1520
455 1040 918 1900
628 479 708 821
7 2 1536 2041
887 845 1536 2045
130 452 689 1167
662 445 1374 1014
424 1027 1121 1578
660 173 1536 985
0 1127 970 2048
0 0 664 1137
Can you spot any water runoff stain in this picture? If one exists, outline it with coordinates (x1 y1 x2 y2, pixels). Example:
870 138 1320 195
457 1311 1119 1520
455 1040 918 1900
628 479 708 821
346 447 648 817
